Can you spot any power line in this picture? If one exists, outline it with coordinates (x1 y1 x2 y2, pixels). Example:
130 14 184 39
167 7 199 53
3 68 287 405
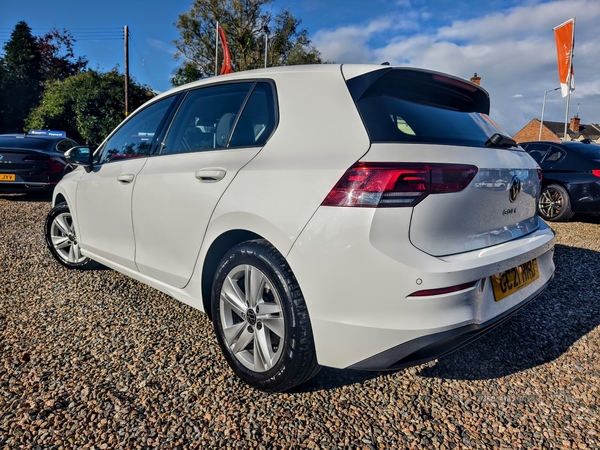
0 27 123 43
129 32 160 92
1 25 165 91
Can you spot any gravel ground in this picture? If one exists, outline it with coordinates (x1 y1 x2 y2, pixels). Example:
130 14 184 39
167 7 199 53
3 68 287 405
1 193 599 449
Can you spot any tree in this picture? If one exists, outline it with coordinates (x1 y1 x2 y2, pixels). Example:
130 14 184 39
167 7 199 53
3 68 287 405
0 22 88 133
0 21 44 133
172 0 323 86
25 69 155 148
36 28 88 82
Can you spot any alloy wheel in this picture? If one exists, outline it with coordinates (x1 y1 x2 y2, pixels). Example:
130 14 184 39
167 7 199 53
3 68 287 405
538 187 563 219
219 264 285 372
49 212 86 264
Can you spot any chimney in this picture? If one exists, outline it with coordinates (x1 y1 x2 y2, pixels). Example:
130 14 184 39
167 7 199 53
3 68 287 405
570 116 581 132
470 73 481 85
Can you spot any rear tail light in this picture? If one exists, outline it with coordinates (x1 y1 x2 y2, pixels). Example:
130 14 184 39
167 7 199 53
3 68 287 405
23 155 64 174
322 162 478 208
592 169 600 178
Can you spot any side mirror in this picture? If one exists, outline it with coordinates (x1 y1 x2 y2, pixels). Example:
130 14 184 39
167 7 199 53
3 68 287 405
65 146 93 173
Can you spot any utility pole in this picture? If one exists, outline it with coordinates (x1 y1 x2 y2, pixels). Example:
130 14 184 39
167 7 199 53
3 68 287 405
215 21 219 76
264 25 269 68
124 25 129 116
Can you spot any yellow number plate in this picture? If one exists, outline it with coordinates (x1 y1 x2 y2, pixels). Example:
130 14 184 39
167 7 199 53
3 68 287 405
491 259 539 302
0 174 15 181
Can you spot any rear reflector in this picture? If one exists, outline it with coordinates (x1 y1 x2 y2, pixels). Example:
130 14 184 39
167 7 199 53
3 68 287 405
322 162 478 207
409 281 477 297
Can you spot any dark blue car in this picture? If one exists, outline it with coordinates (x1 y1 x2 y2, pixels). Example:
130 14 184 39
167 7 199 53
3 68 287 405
521 140 600 221
0 131 78 194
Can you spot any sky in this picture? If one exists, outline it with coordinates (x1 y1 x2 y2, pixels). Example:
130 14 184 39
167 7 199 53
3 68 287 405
1 0 599 135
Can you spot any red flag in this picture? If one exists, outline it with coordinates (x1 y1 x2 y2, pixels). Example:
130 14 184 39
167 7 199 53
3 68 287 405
218 25 233 75
553 18 575 98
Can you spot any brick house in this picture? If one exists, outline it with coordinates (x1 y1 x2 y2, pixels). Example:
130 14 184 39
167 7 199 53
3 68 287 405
513 116 600 143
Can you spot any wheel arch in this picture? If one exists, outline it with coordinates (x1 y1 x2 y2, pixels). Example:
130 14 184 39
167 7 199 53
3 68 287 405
54 192 67 206
542 181 572 200
201 229 263 318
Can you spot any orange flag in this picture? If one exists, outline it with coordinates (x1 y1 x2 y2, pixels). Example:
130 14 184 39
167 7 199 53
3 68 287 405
218 25 233 75
553 18 575 98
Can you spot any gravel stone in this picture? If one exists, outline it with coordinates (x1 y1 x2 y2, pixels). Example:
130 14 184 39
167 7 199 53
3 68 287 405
1 193 599 449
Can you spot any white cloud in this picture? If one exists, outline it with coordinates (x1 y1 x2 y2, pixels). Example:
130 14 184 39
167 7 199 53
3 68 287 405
148 39 175 55
312 0 600 134
312 18 395 63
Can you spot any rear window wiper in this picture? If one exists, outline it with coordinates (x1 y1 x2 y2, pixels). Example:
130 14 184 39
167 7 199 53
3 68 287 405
485 133 517 148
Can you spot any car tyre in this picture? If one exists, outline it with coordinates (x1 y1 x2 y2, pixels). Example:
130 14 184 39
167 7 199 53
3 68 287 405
45 202 99 269
212 239 320 392
538 184 574 222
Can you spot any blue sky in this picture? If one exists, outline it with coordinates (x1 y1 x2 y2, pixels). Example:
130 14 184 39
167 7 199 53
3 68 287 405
2 0 599 135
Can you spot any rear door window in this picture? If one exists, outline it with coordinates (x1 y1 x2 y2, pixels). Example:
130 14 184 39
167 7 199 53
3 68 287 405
522 143 551 163
161 81 276 155
56 139 79 153
541 146 566 167
162 83 253 155
230 82 277 147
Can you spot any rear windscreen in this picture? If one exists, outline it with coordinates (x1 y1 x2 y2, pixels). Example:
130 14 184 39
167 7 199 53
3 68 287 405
571 142 600 160
0 137 52 151
347 69 507 148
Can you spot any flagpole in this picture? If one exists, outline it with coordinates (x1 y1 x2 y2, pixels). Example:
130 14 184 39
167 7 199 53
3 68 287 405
563 82 571 141
215 21 219 77
562 17 575 141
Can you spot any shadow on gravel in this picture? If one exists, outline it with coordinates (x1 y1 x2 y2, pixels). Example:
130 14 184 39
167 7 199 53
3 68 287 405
420 244 600 381
292 367 383 393
296 244 600 391
0 192 52 202
571 213 600 224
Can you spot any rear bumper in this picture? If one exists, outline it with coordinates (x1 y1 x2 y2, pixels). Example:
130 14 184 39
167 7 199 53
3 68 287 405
0 181 55 192
572 197 600 214
348 277 551 370
287 206 556 369
560 179 600 214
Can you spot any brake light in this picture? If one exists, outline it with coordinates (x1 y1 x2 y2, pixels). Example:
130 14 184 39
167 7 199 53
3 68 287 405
538 168 543 181
47 158 65 174
432 74 478 92
592 170 600 178
322 163 478 207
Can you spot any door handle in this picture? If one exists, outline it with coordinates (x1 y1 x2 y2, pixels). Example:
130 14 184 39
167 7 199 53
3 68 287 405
195 169 226 182
117 173 135 183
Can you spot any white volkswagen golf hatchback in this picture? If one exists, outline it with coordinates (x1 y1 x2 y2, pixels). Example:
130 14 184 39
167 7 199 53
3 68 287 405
46 64 555 392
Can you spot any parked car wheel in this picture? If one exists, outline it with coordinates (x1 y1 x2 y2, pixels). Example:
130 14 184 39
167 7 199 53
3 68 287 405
45 202 98 269
211 240 319 392
538 184 574 222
